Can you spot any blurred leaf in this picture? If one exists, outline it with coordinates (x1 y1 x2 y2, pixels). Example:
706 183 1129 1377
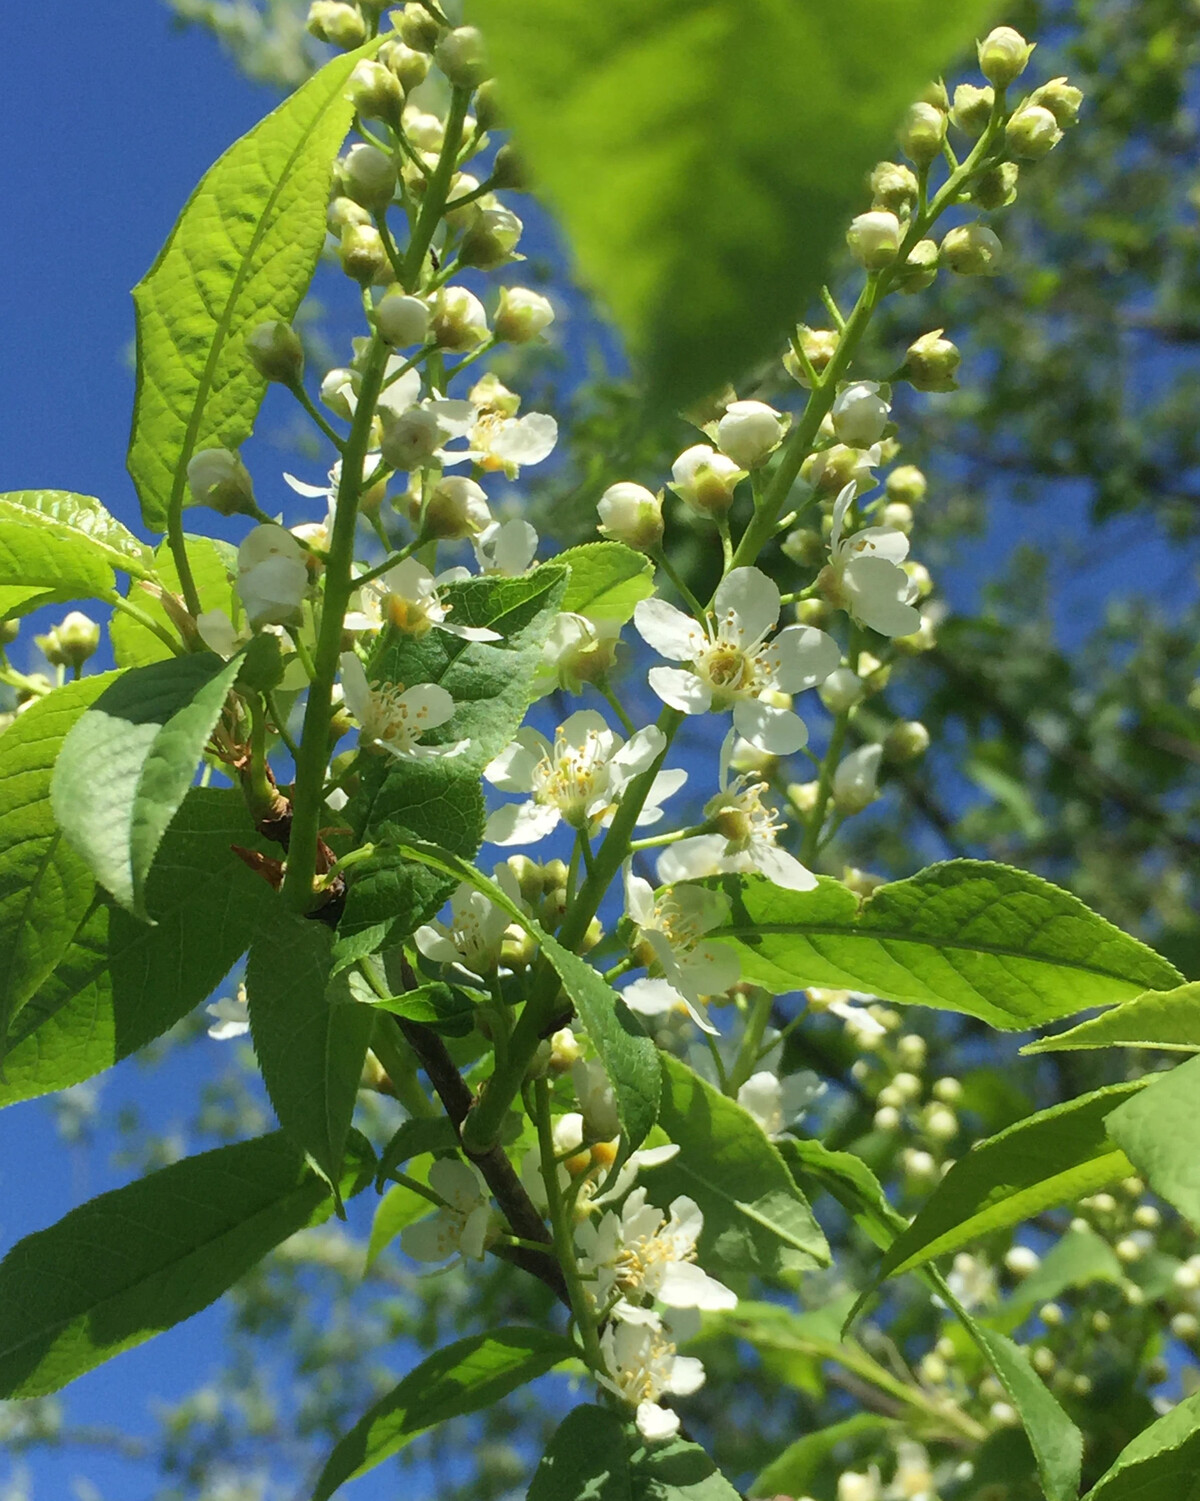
995 1229 1125 1331
1024 983 1200 1054
1105 1056 1200 1228
751 1413 894 1499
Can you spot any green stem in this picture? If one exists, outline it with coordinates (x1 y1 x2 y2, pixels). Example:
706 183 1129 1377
166 498 202 617
281 336 391 911
105 590 186 657
727 988 775 1095
800 711 849 867
287 379 346 454
401 86 470 291
244 694 277 821
597 680 636 736
651 548 705 617
354 537 422 587
368 1006 439 1119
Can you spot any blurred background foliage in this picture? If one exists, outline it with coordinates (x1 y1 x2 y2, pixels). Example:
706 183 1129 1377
5 0 1199 1497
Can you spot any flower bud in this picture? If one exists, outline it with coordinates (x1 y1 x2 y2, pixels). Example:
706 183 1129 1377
378 37 429 92
423 476 491 539
941 222 1002 276
971 162 1018 212
187 447 257 517
1005 1245 1040 1278
1172 1313 1200 1342
951 83 994 136
340 143 396 211
847 210 902 270
874 1105 901 1132
473 78 504 130
977 26 1035 88
924 1103 958 1141
245 320 304 385
435 25 489 89
375 290 429 347
306 1 366 49
884 719 930 763
597 482 663 551
1030 77 1084 129
379 406 443 471
491 142 529 191
327 195 372 235
1006 104 1063 160
833 744 882 814
320 367 355 419
459 206 523 270
819 667 865 714
899 101 947 167
886 464 927 505
670 444 744 515
395 2 441 51
831 381 890 447
0 617 18 648
903 329 961 392
348 59 404 126
878 502 910 533
803 443 878 496
781 526 824 568
716 400 787 468
870 161 919 217
494 287 555 343
541 613 620 692
893 238 939 295
46 611 101 670
430 286 489 350
338 223 390 284
785 327 839 389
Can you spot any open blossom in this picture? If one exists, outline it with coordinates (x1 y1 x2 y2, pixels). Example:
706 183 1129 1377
339 651 464 759
621 865 739 1034
237 524 309 627
535 612 621 695
346 556 499 640
828 483 921 637
807 986 888 1044
473 517 538 575
634 567 839 754
414 863 523 979
206 983 249 1040
598 1319 706 1442
483 710 682 845
736 1069 825 1137
400 1159 492 1263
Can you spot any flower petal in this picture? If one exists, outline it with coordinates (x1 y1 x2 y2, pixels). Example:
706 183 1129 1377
713 567 779 646
648 666 711 715
656 834 728 884
751 840 818 892
732 698 808 755
634 598 702 661
484 799 561 846
770 625 842 692
484 729 550 791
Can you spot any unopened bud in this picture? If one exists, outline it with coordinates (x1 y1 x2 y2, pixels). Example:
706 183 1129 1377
781 527 824 568
832 744 882 815
474 79 504 130
884 719 930 763
951 83 994 136
430 286 489 350
245 320 304 385
793 598 832 628
306 1 366 49
378 37 429 92
819 667 865 714
597 482 663 551
320 368 355 419
187 447 257 516
870 161 919 217
379 406 442 471
847 210 902 270
900 101 947 167
1029 77 1084 129
0 618 18 648
375 290 429 347
491 142 529 191
716 400 787 468
924 1103 958 1141
903 329 961 392
941 222 1002 276
435 25 489 88
670 444 744 516
920 79 950 111
1005 1245 1040 1278
45 611 101 670
785 326 839 387
348 59 403 125
395 2 441 51
831 381 890 447
1172 1313 1200 1341
972 161 1019 211
327 195 371 234
894 238 939 294
494 286 555 343
338 223 389 284
424 476 490 539
978 26 1035 88
340 143 396 211
886 465 927 505
500 926 537 970
881 501 913 532
459 206 523 270
573 1058 620 1140
548 1027 580 1072
1006 104 1063 160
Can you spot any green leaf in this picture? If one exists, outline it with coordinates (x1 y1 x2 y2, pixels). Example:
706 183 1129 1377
0 788 278 1110
1084 1390 1200 1501
52 653 243 917
558 541 656 623
127 46 374 531
357 978 476 1037
246 902 375 1195
0 1131 369 1399
0 490 149 572
313 1328 575 1500
111 535 236 667
1024 983 1200 1055
751 1414 894 1499
643 1055 829 1279
707 863 1181 1030
529 1404 742 1501
471 0 996 408
776 1134 905 1250
1105 1056 1200 1229
0 510 119 617
0 676 114 1052
872 1082 1144 1283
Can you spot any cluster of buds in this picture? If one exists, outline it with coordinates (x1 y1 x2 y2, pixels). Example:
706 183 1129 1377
35 611 101 672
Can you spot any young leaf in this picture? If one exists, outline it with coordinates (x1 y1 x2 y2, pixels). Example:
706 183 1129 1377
312 1329 576 1500
0 675 114 1052
707 863 1181 1029
1105 1056 1200 1228
0 788 278 1111
356 979 476 1037
871 1081 1145 1283
128 45 375 531
246 902 375 1195
0 1131 370 1399
1084 1389 1200 1501
1024 983 1200 1054
470 0 997 408
0 511 119 618
0 490 149 572
642 1055 829 1280
52 652 242 917
111 536 236 667
751 1414 895 1499
558 540 656 624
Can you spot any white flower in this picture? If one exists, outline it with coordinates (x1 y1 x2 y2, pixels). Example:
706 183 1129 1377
237 524 309 627
597 482 663 551
621 866 739 1035
520 1117 678 1215
656 732 817 892
598 1320 706 1443
206 984 249 1040
736 1069 825 1137
483 710 680 845
578 1187 736 1318
348 557 500 641
535 612 621 695
573 1058 621 1141
945 1251 997 1311
669 444 744 515
400 1159 492 1263
831 381 891 447
495 286 556 343
339 651 463 759
196 610 246 658
634 567 839 755
886 1441 935 1501
807 986 888 1044
473 517 539 575
715 400 788 469
838 1469 882 1501
424 476 493 540
829 484 921 637
414 864 523 979
833 743 883 814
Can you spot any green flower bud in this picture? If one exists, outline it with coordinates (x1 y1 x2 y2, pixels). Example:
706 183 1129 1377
491 142 530 193
306 1 366 49
1029 76 1084 129
327 194 372 234
1006 103 1063 160
887 464 927 504
977 26 1035 88
903 328 961 391
781 526 824 567
338 222 390 284
793 597 832 628
378 36 430 92
899 101 947 167
940 222 1002 275
847 210 902 270
870 160 920 218
424 476 491 540
430 285 490 350
819 667 865 714
919 78 950 111
245 320 305 385
347 59 404 126
881 500 913 532
472 78 504 130
784 325 839 387
43 611 101 670
894 237 939 294
375 289 430 347
458 206 523 270
340 143 397 211
972 161 1019 210
0 617 18 648
187 447 257 516
494 286 555 343
435 26 489 89
951 82 994 136
884 719 931 762
395 3 442 52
